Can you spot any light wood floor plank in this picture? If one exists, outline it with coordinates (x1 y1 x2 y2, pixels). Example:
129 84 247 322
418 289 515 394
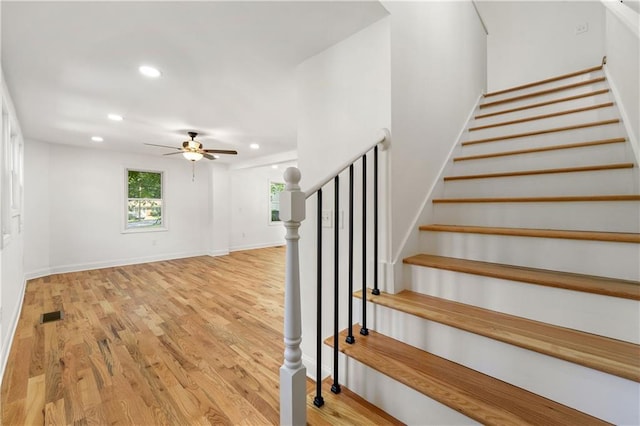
1 247 391 425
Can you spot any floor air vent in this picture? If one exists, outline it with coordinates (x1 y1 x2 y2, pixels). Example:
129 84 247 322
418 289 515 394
40 310 63 324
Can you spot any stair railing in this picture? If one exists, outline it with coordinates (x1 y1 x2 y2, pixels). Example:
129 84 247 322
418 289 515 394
279 129 390 426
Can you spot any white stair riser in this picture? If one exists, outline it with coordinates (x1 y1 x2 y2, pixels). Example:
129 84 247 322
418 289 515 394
464 107 618 141
419 231 640 281
471 92 613 127
442 169 637 198
452 142 630 175
339 355 478 425
479 82 609 113
431 201 640 233
405 264 640 344
459 123 624 157
366 302 640 426
482 71 605 104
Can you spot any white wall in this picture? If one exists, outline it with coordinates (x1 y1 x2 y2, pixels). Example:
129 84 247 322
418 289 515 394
297 17 391 189
382 0 487 262
0 68 27 381
24 142 211 276
480 1 605 91
228 163 293 251
23 140 50 275
208 162 230 256
297 16 391 379
604 6 640 164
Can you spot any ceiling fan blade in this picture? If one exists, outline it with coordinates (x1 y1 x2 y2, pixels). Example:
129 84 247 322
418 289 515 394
162 151 184 156
145 143 182 150
203 149 238 155
203 153 215 160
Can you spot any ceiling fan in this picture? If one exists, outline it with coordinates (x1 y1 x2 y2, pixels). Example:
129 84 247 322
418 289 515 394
145 132 238 162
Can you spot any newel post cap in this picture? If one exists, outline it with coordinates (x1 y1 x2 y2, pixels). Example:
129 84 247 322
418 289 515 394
280 167 305 222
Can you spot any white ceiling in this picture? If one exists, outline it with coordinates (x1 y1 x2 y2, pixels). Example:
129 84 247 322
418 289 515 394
1 1 388 164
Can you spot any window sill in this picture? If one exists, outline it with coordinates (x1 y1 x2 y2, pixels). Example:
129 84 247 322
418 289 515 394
121 226 168 234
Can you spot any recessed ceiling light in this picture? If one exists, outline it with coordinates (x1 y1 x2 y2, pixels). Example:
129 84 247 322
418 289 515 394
250 143 260 150
91 136 104 142
139 65 161 78
271 164 278 169
213 155 220 159
108 113 123 121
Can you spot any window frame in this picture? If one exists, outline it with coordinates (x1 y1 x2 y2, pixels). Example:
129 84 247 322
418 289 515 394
268 180 285 225
123 168 168 233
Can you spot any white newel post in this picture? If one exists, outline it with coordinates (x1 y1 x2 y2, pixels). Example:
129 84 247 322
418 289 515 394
279 167 306 426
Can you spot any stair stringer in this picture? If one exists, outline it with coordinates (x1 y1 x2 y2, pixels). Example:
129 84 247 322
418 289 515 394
390 94 484 295
604 60 640 167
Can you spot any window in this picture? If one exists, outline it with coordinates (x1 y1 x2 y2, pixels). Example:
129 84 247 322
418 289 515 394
125 169 165 231
269 181 285 224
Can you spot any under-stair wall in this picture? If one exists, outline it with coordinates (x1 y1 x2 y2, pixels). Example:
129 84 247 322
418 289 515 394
330 62 640 425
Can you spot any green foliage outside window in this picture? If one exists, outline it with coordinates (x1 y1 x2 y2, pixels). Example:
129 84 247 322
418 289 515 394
270 181 285 222
127 170 163 230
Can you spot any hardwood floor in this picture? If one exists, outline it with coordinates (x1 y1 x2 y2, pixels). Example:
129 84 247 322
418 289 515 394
1 247 397 425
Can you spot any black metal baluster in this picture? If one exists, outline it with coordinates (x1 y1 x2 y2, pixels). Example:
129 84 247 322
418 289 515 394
331 177 341 394
314 189 324 407
372 145 380 296
360 155 369 336
346 164 355 344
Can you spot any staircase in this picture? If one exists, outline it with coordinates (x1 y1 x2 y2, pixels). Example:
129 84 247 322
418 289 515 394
328 62 640 425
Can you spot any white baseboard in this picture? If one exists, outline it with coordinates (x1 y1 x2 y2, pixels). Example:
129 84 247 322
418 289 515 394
25 250 209 279
24 267 53 281
229 241 285 252
0 276 27 382
208 249 230 257
604 65 640 167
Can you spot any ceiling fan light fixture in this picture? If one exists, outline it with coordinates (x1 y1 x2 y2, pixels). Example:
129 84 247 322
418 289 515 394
187 140 201 150
183 151 203 162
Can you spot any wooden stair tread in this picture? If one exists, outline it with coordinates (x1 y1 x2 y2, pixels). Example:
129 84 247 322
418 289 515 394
354 289 640 382
462 119 620 146
326 327 609 425
403 253 640 300
469 102 613 131
306 378 404 425
454 138 626 162
484 64 603 98
480 77 606 109
444 163 633 181
432 194 640 203
419 224 640 243
476 89 610 119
